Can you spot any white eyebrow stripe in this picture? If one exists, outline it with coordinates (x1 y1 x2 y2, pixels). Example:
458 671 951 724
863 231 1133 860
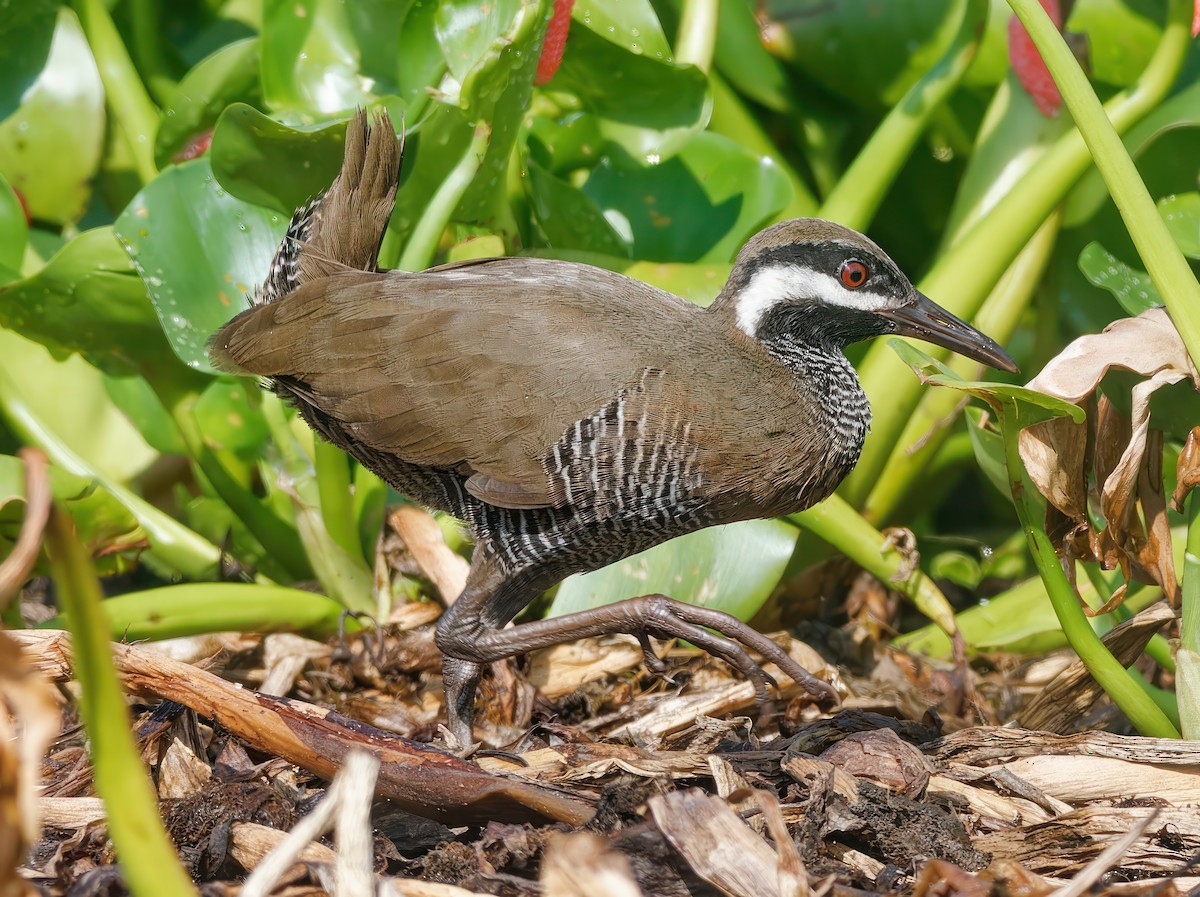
733 264 895 337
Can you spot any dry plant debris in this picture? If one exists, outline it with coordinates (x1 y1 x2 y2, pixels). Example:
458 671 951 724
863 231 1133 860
5 585 1196 897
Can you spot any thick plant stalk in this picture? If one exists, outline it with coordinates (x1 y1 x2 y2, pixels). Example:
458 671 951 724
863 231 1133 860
45 505 199 897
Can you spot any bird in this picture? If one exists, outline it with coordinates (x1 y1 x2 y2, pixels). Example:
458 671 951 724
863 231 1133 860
210 110 1017 747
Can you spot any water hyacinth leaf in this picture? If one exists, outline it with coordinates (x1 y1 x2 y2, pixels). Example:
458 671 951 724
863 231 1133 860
582 132 792 263
0 9 103 224
711 0 794 112
0 0 57 121
210 103 349 213
0 228 183 382
550 24 708 131
550 519 799 622
965 406 1012 499
347 0 443 118
155 38 263 168
435 0 524 85
103 375 187 456
1078 242 1162 316
570 0 672 58
0 173 28 272
527 160 630 257
114 157 287 372
193 377 270 456
1158 192 1200 259
0 329 158 483
260 0 375 115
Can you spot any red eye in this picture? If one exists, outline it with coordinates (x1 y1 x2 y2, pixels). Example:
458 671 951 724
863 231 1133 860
840 260 869 289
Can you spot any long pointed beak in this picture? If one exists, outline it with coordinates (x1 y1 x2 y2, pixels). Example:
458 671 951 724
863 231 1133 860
881 291 1019 374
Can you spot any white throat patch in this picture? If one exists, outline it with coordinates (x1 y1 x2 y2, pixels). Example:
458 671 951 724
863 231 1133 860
733 264 895 338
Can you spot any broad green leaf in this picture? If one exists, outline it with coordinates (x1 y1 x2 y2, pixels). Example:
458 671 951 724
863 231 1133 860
571 0 672 58
1159 192 1200 260
193 377 269 456
1078 242 1162 317
0 172 28 272
114 157 287 372
551 24 708 131
929 550 982 589
155 38 263 168
0 329 159 483
435 0 523 85
1067 0 1162 88
261 0 376 115
210 103 348 213
581 132 792 263
527 160 629 257
550 519 799 622
0 9 104 223
0 0 57 121
346 0 443 120
964 406 1010 499
0 228 185 382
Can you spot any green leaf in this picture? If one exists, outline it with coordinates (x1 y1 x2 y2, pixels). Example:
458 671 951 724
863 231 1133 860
155 38 263 168
210 102 348 213
1078 241 1162 317
570 0 672 58
0 228 185 382
550 520 799 622
888 339 1084 429
0 9 104 223
928 550 982 589
964 406 1011 499
193 377 269 456
114 156 287 372
527 160 629 257
0 329 159 483
1159 192 1200 260
551 23 708 130
581 132 792 263
260 0 375 115
0 0 57 121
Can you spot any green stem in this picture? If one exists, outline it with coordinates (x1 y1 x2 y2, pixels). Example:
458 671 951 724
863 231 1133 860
128 0 177 104
314 438 363 562
788 493 958 636
71 0 159 185
45 506 198 897
1001 402 1179 738
1179 493 1200 737
675 0 719 73
261 395 374 613
840 0 1191 505
1008 0 1200 368
398 123 491 272
861 211 1060 524
818 0 988 231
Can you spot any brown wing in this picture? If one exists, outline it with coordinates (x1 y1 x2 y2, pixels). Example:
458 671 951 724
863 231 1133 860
212 259 703 508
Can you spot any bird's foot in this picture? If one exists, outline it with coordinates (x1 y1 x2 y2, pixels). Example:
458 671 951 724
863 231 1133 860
625 593 838 710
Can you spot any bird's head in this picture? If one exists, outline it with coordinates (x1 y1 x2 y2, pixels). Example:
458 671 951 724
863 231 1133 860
713 219 1018 374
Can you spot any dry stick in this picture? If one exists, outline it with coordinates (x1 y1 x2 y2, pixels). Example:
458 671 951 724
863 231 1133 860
1048 808 1159 897
14 630 593 826
0 448 51 610
240 751 380 897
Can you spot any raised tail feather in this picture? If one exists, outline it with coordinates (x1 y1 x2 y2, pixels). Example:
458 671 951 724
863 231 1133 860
209 109 401 373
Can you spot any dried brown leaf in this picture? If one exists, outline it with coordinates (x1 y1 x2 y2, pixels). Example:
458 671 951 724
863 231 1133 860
1172 426 1200 510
